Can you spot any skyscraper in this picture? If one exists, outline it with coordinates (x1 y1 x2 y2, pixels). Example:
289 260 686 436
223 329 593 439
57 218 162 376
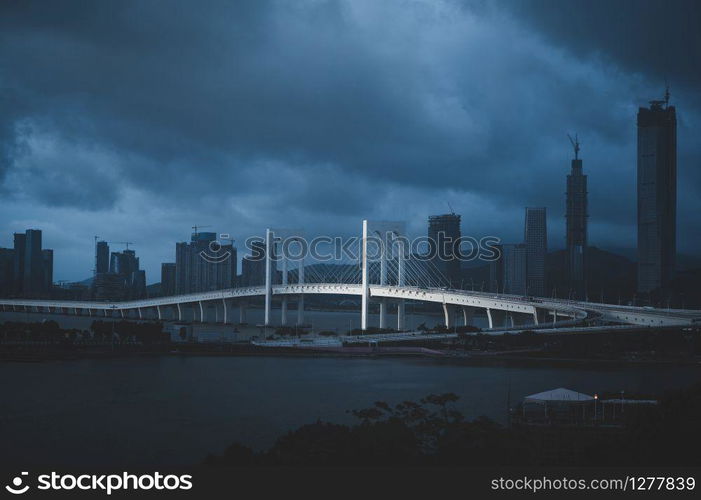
110 249 139 281
427 213 462 287
0 248 14 297
525 207 547 296
637 90 676 293
161 263 176 296
489 243 527 295
109 248 146 299
96 241 110 274
23 229 43 296
565 135 588 298
42 249 53 293
175 232 237 294
241 240 268 287
12 232 25 294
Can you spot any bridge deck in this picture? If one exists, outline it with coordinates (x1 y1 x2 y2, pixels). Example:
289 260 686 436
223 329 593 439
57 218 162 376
0 284 698 328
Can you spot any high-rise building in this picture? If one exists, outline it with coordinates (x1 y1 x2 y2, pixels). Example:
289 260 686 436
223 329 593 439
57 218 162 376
94 272 125 301
42 249 53 293
525 207 547 296
161 263 176 296
175 232 237 294
0 248 14 296
240 240 270 287
503 243 527 295
488 243 526 295
637 90 676 293
110 249 139 281
131 270 146 299
96 241 110 274
566 136 588 298
12 232 25 294
23 229 44 296
109 248 146 299
427 213 462 287
241 240 268 287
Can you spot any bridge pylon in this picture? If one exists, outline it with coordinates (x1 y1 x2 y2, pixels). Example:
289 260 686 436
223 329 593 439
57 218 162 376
264 228 306 327
361 220 407 331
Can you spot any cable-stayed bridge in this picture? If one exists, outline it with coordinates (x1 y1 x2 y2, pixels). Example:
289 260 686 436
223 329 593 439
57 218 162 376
0 221 699 332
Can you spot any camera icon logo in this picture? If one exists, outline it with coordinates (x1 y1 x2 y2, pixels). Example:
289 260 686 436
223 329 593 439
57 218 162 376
199 233 233 264
5 472 29 495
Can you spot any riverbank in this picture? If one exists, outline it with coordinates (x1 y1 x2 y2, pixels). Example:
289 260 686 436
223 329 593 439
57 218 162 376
3 341 700 369
2 315 700 367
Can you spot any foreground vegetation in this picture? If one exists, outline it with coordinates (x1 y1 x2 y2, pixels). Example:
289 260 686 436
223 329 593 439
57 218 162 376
204 384 701 466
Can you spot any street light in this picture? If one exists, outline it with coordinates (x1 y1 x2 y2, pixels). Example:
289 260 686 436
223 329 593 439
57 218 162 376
594 393 598 422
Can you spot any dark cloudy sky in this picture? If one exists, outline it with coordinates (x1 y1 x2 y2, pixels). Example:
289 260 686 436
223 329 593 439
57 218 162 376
1 0 699 283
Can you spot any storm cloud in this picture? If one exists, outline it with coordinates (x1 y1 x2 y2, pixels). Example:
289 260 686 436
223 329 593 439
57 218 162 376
0 0 699 282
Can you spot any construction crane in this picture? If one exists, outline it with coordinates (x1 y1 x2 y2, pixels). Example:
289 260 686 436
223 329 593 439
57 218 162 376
108 241 134 250
567 133 580 160
192 225 212 236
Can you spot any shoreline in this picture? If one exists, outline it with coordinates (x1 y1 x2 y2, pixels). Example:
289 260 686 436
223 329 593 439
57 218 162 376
2 345 699 369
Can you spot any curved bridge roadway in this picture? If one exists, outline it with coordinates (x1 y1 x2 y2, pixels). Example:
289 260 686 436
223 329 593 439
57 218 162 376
0 284 698 330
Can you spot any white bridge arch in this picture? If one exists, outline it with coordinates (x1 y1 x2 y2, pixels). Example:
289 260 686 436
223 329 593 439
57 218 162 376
1 220 699 331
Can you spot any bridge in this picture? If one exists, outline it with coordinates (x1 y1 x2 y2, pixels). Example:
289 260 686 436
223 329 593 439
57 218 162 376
0 221 699 332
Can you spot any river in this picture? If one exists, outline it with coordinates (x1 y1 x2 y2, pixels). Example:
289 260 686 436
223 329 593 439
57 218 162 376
1 354 699 467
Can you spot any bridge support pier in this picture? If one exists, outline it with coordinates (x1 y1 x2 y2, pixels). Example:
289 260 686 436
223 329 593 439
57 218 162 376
397 236 406 331
177 303 182 322
379 300 387 329
486 308 508 329
280 250 288 326
297 295 304 325
361 220 369 330
378 228 388 329
442 303 456 329
222 299 228 324
462 306 475 326
198 301 205 323
264 228 273 327
240 302 247 324
297 254 305 326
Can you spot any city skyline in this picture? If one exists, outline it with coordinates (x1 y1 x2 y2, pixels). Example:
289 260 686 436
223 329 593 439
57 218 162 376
2 0 700 484
0 1 699 284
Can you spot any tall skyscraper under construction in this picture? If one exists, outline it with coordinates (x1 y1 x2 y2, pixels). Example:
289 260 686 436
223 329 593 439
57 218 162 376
637 89 676 293
565 134 588 298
